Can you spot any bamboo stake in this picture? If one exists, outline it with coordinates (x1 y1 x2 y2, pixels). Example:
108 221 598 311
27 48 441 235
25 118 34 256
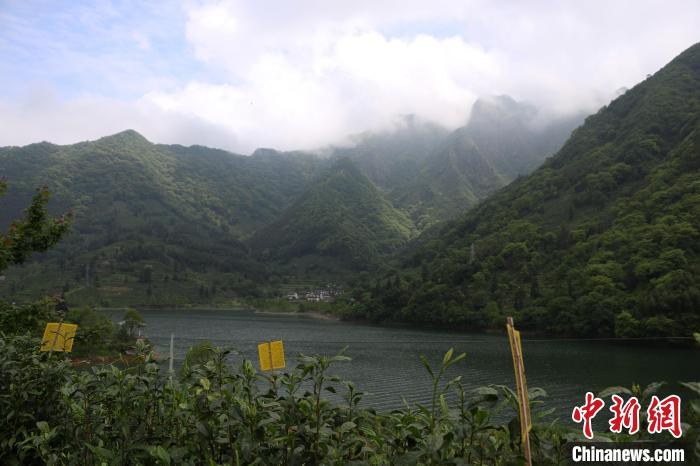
169 333 174 374
507 317 532 466
48 319 64 357
268 341 274 373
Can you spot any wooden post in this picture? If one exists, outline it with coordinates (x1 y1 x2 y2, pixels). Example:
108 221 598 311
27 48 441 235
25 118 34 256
507 317 532 466
169 333 174 374
48 319 64 357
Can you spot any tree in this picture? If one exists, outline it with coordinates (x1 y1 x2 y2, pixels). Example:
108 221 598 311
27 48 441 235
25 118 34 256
67 307 116 349
139 265 153 283
0 182 71 273
121 308 145 337
614 310 641 338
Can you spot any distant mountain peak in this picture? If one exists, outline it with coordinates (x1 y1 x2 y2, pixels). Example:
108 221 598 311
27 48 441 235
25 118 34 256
329 155 362 173
380 41 700 337
251 155 414 268
461 94 581 178
251 148 279 157
97 129 150 145
468 95 537 129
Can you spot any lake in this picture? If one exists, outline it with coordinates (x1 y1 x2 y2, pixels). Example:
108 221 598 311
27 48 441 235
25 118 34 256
102 308 698 419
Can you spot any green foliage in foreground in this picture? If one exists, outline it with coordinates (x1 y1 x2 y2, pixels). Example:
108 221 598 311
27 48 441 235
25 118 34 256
0 180 71 273
0 298 143 358
1 335 698 465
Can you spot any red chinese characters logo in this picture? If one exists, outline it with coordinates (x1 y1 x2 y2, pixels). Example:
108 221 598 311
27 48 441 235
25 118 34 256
647 395 682 438
609 394 640 435
572 393 683 439
572 392 605 439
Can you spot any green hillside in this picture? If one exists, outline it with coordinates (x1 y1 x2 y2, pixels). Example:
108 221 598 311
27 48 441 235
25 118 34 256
0 131 326 304
0 97 578 305
351 42 700 338
465 95 583 178
391 126 508 228
251 158 415 272
343 98 580 229
330 116 448 190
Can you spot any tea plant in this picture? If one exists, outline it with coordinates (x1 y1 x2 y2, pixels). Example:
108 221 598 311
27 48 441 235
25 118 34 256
0 333 697 465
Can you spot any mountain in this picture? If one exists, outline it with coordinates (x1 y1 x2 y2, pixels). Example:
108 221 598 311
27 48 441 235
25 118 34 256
329 115 449 190
0 131 327 303
250 158 415 273
389 126 508 228
465 95 583 177
351 42 700 338
325 102 581 230
0 96 580 306
249 102 575 272
0 130 325 236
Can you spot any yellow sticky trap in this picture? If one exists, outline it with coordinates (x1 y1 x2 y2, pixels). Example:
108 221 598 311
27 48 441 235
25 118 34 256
258 340 285 371
41 323 78 352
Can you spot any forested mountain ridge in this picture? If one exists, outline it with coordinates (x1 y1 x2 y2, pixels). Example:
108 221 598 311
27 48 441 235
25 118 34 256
0 132 328 302
333 98 581 228
329 116 449 190
250 158 415 271
389 126 508 228
465 95 584 178
0 95 578 305
0 130 325 237
351 42 700 338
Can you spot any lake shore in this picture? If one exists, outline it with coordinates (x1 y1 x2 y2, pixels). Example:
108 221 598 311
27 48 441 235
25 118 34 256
252 309 340 320
94 306 698 346
96 304 342 321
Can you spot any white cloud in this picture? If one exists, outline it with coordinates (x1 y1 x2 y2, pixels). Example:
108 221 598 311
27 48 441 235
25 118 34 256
1 0 699 152
0 89 240 151
152 0 700 151
141 31 502 151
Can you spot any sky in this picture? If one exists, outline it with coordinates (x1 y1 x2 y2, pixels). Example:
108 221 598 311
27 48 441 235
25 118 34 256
0 0 698 154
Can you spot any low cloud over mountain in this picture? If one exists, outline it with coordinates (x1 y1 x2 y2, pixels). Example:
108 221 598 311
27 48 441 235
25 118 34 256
1 1 698 152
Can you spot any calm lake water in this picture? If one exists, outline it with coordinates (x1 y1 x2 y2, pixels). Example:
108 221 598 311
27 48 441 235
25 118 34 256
102 309 698 418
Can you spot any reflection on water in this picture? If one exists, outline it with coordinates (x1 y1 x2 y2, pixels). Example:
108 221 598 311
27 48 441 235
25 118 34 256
101 309 698 417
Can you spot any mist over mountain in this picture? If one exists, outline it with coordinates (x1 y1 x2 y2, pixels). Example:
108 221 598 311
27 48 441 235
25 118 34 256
3 4 700 463
0 94 579 304
465 95 585 177
351 42 700 338
2 35 699 341
329 96 583 228
327 115 449 189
